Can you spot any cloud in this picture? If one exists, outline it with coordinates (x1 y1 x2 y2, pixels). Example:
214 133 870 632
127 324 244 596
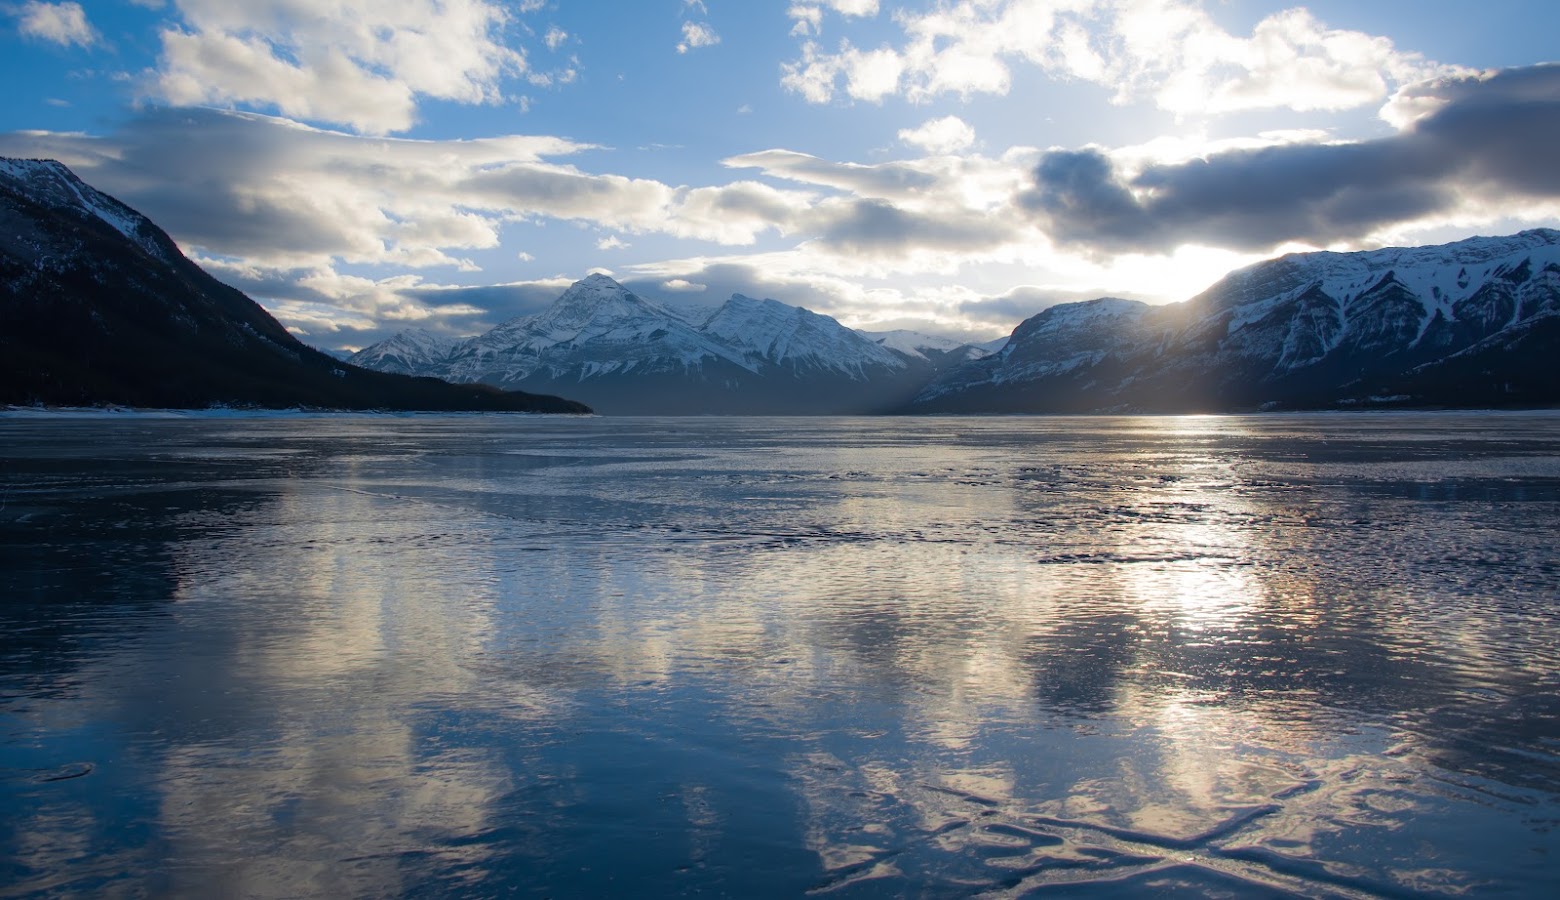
1018 64 1560 253
782 40 903 103
898 116 975 154
788 5 822 37
397 280 567 323
13 1 98 47
725 149 939 197
147 0 530 134
543 26 567 51
957 287 1093 326
787 0 878 36
827 0 879 15
813 198 1012 257
782 0 1447 115
596 235 629 250
677 21 719 54
0 107 818 272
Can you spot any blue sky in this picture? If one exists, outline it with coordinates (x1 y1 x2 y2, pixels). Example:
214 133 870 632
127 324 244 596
3 1 1558 351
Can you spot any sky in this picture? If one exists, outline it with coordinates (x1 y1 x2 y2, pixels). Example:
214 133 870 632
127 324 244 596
2 1 1558 352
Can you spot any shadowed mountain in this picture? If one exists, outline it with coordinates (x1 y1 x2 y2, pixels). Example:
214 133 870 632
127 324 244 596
0 158 589 413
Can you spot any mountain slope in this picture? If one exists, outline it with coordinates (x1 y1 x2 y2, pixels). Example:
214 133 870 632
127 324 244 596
913 230 1560 413
0 158 589 413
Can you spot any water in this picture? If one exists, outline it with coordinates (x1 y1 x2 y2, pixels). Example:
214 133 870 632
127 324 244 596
2 412 1559 898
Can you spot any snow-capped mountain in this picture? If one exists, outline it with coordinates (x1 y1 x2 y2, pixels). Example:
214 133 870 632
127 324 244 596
704 295 907 377
355 275 955 414
442 274 753 387
346 328 459 375
858 329 996 365
913 229 1560 412
0 157 588 412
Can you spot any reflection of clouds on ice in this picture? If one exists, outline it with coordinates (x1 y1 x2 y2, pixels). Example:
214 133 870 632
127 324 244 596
154 481 525 895
3 473 551 896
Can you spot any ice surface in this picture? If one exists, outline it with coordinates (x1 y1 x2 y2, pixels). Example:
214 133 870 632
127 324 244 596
3 412 1559 896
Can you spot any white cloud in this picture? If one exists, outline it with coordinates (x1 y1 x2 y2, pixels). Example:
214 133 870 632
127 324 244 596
596 235 629 250
898 116 976 154
823 0 879 16
544 26 567 51
788 0 879 37
782 40 903 103
14 1 98 48
677 21 720 54
148 0 527 135
661 279 706 292
783 0 1450 116
787 5 822 37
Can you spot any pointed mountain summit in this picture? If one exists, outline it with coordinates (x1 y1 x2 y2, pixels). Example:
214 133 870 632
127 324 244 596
0 158 588 412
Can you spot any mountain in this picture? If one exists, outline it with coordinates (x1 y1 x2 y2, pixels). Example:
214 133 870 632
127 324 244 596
858 329 996 367
912 230 1560 413
345 328 459 376
355 276 964 414
0 158 588 413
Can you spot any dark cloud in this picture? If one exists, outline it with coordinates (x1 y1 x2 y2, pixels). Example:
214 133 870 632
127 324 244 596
399 283 560 323
815 198 1009 255
0 108 354 259
624 262 828 311
1020 64 1560 253
957 287 1098 326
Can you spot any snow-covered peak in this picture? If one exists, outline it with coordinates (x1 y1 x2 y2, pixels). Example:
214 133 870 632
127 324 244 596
1014 297 1149 337
704 293 906 376
857 329 992 361
0 157 166 260
473 274 668 348
447 275 757 382
347 328 459 374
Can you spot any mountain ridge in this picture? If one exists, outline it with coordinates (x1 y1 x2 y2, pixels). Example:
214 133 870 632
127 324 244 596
911 229 1560 412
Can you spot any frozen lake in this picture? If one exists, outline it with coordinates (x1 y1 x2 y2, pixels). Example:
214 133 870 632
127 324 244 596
3 413 1559 897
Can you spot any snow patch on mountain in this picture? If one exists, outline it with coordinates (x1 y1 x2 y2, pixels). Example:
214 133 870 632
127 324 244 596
0 158 167 262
